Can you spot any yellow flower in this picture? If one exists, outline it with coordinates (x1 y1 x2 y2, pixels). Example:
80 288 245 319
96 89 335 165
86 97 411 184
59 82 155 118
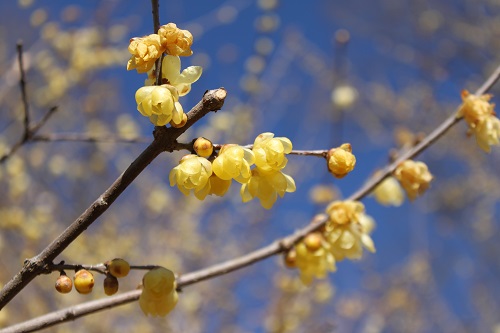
158 23 193 57
325 200 364 225
127 34 164 73
162 55 202 96
393 160 433 201
252 132 292 172
169 154 212 200
135 84 184 126
212 145 255 183
473 113 500 153
207 174 232 197
372 174 404 206
139 267 178 317
293 234 336 285
240 168 296 209
457 90 494 128
324 200 375 261
457 90 500 152
326 143 356 178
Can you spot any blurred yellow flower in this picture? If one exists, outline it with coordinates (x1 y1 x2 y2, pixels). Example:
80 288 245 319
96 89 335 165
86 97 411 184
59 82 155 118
325 200 364 225
135 84 184 126
393 160 433 200
293 235 336 285
139 267 178 317
158 23 193 57
240 168 295 209
127 34 163 73
169 154 212 200
372 175 404 206
324 200 376 261
162 55 202 96
253 132 292 172
212 144 255 183
458 90 500 152
327 143 356 178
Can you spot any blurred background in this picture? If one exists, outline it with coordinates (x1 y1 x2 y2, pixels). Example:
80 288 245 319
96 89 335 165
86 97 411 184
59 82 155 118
1 0 500 332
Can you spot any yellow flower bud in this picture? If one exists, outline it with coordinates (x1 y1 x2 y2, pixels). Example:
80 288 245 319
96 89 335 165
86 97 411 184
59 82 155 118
158 23 193 57
303 232 323 252
107 258 130 278
127 34 164 73
393 160 433 200
139 267 178 317
55 274 72 294
327 143 356 178
283 248 297 268
325 200 364 225
193 137 214 157
74 269 94 294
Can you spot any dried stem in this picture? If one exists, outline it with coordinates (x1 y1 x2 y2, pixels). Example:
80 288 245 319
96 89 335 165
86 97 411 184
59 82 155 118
0 88 227 311
4 66 499 333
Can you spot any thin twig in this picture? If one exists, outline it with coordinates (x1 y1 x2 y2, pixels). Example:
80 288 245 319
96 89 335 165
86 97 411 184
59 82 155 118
4 66 500 333
0 88 227 311
31 133 150 144
17 41 30 140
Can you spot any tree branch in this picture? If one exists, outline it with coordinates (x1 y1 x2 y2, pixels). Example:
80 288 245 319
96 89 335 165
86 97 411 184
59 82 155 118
4 65 499 333
17 41 30 140
0 88 226 311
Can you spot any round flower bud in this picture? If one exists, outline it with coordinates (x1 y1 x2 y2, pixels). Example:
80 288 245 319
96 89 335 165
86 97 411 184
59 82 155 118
55 274 72 294
107 258 131 278
327 143 356 178
283 248 297 268
303 232 323 252
193 137 214 157
74 269 94 294
103 274 119 296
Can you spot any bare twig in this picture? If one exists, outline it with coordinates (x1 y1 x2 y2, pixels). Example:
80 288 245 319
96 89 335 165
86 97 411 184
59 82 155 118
31 133 150 144
0 88 227 311
17 41 30 140
0 48 58 165
4 66 499 333
177 142 329 158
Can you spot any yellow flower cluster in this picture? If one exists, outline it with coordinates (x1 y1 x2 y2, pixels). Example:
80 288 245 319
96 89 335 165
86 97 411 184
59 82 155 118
127 23 193 73
394 160 433 201
458 90 500 152
286 202 376 284
128 23 202 127
326 143 356 178
139 267 178 317
169 133 296 209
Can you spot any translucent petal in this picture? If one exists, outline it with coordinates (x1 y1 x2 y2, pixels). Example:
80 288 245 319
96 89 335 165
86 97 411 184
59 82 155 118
162 55 181 82
178 66 203 84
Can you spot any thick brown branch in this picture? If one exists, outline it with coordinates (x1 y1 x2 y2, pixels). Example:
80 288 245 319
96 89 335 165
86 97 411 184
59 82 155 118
0 88 226 310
